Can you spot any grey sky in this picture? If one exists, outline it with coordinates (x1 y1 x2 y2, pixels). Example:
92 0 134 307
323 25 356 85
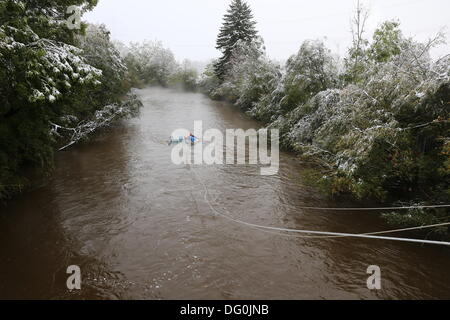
84 0 449 62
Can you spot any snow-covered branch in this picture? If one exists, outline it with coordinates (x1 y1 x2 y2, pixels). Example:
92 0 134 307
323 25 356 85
51 95 142 151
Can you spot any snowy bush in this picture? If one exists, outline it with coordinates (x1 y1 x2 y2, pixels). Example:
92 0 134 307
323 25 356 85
0 24 102 105
206 37 281 111
123 41 178 87
277 36 449 200
279 40 340 113
78 24 129 100
168 60 199 91
248 39 339 124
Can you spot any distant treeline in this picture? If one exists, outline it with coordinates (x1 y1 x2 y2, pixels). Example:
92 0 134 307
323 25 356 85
115 40 199 91
199 0 450 235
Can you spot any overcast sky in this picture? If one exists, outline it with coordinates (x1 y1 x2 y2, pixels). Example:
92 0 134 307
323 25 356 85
84 0 449 63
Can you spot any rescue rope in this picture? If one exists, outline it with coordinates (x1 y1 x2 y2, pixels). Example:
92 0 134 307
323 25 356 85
190 168 450 246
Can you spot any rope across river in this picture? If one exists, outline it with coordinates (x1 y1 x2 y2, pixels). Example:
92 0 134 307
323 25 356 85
190 167 450 246
295 204 450 211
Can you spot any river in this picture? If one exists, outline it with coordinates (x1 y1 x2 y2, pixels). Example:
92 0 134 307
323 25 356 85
0 87 449 299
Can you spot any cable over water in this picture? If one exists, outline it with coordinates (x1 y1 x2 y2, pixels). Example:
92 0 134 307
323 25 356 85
296 205 450 211
190 167 450 246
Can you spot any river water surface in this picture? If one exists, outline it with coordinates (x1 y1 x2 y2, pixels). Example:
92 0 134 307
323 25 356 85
1 87 449 299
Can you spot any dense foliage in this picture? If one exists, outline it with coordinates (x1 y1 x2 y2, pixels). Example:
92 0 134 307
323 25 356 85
123 40 177 87
0 0 141 200
201 1 450 234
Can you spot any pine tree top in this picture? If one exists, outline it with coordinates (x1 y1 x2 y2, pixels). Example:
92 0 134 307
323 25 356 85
215 0 258 79
216 0 257 51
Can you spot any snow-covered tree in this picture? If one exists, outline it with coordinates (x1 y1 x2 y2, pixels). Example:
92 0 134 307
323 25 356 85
199 61 222 98
214 0 258 80
124 40 178 87
78 24 128 100
201 2 449 232
213 37 281 111
277 36 449 202
0 0 103 198
282 40 339 112
368 20 403 63
0 0 141 200
248 39 339 124
169 59 199 91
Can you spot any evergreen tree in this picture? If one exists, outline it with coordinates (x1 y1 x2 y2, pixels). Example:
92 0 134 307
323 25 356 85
214 0 258 80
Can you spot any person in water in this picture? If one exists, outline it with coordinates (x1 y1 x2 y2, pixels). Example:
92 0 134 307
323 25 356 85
186 132 197 144
168 132 197 146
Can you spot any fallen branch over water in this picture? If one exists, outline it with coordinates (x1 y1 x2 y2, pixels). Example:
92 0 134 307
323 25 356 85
50 94 142 151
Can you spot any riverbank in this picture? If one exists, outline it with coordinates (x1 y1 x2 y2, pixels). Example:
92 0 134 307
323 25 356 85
1 87 449 299
198 35 449 238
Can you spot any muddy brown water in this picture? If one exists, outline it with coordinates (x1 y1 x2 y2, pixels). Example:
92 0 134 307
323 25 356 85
0 87 449 299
